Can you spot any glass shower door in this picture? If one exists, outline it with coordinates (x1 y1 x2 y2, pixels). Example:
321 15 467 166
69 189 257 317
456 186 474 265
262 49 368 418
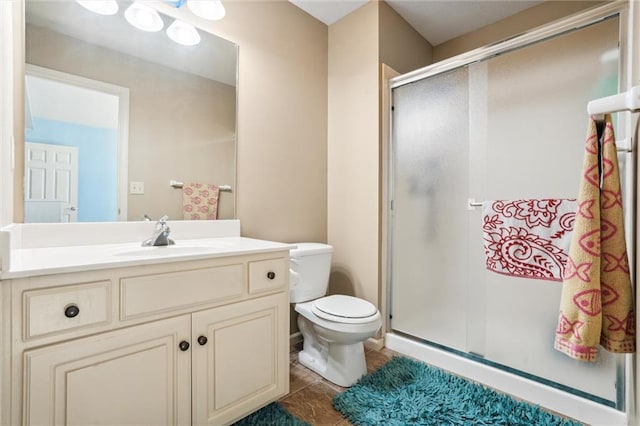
391 67 470 352
390 16 622 404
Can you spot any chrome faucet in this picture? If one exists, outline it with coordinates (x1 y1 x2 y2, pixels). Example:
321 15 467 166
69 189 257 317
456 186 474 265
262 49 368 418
142 215 175 246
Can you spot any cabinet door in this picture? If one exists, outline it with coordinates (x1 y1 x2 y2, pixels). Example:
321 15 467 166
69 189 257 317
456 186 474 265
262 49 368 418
24 315 191 426
192 292 289 425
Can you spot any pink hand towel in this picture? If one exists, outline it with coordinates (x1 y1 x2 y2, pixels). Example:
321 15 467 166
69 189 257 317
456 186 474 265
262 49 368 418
182 182 220 220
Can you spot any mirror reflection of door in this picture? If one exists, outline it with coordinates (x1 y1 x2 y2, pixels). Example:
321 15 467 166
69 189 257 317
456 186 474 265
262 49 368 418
25 142 78 222
24 65 129 223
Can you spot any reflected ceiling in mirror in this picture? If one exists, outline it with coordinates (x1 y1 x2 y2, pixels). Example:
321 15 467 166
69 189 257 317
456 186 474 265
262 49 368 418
24 0 238 223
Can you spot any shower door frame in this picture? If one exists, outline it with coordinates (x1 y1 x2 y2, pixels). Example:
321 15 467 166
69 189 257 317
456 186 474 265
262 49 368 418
383 0 638 422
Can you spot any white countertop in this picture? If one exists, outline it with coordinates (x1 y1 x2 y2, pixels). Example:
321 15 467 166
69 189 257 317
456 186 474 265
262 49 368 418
1 237 294 279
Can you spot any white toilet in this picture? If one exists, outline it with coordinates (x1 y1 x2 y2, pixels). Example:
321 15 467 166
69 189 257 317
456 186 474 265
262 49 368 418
290 243 381 387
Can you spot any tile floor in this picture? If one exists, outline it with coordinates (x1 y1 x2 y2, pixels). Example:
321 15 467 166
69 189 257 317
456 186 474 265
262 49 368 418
278 346 399 425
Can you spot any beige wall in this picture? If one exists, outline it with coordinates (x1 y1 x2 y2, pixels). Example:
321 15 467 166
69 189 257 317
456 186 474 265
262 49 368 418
326 1 432 313
379 1 433 74
156 1 329 244
327 2 380 305
26 25 236 222
433 1 604 61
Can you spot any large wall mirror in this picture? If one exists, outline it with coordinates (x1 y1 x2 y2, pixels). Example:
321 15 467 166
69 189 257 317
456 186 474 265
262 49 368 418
23 0 237 223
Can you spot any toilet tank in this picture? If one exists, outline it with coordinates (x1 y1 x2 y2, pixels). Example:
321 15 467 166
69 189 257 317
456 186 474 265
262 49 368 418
289 243 333 303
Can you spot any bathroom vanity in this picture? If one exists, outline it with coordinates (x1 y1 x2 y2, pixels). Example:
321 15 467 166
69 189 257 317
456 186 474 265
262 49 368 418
0 220 291 425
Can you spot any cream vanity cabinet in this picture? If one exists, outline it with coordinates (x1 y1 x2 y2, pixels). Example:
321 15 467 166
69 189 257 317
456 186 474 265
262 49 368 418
7 251 290 426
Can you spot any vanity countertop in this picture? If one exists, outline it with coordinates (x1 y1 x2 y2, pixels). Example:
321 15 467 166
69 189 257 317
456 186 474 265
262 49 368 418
1 237 294 279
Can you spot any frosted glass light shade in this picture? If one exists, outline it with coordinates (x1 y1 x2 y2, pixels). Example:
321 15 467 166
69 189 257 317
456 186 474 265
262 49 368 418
167 20 201 46
75 0 118 15
187 0 226 21
124 2 164 32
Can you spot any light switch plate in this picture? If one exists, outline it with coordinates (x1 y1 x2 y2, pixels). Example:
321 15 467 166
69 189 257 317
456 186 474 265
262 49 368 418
129 181 144 195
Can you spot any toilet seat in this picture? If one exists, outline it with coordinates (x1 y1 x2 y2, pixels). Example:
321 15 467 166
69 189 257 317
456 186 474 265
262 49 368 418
311 295 378 324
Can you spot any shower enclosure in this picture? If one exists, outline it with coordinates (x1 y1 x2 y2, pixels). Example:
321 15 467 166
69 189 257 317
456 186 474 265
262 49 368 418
387 3 636 423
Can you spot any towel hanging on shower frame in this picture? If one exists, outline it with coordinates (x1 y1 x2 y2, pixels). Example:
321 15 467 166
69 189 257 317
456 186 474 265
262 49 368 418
554 114 635 361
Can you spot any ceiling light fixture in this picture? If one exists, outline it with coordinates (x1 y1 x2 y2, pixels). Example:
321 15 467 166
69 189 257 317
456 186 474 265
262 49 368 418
187 0 226 21
75 0 119 15
124 2 164 32
167 19 201 46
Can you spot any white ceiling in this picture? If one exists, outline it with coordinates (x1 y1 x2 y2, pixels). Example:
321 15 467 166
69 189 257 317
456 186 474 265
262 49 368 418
290 0 543 46
290 0 369 25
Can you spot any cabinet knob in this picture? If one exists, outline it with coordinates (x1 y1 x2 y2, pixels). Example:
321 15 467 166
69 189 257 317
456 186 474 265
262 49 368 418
179 340 190 352
197 335 208 346
267 271 276 280
64 304 80 318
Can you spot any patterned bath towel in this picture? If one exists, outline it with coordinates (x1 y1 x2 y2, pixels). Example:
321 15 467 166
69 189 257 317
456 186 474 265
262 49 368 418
554 115 635 361
482 199 577 281
182 182 220 220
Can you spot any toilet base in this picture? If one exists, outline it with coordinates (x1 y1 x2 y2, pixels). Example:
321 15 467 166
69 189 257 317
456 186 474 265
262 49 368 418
297 317 367 387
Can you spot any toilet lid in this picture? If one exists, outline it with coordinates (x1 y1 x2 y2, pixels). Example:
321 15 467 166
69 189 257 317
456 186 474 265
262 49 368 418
312 295 377 319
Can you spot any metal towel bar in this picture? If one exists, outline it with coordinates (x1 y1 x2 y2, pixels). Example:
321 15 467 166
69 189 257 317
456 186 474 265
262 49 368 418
169 180 232 192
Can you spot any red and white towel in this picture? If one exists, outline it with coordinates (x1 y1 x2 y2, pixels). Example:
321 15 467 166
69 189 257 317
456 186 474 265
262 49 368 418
482 199 577 282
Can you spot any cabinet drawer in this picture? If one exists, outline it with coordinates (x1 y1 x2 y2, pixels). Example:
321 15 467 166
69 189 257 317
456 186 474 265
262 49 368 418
120 264 243 320
23 281 112 340
248 257 288 294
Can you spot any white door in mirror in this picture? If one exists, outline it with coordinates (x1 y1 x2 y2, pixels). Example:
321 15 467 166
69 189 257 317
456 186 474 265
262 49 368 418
24 142 78 222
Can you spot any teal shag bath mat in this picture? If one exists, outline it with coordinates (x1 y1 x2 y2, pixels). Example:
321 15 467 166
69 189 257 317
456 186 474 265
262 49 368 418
333 357 582 426
232 402 310 426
